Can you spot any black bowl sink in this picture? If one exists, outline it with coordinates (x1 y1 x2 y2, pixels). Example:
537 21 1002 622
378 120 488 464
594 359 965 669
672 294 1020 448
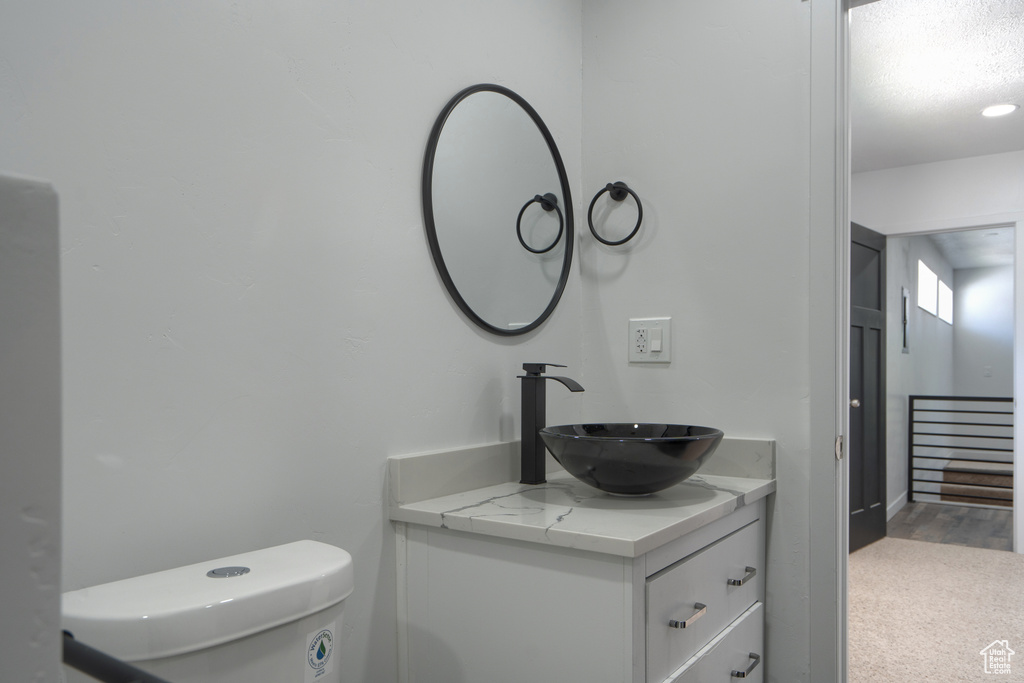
539 423 724 495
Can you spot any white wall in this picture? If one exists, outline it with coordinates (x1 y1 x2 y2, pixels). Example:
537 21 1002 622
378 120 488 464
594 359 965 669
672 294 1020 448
0 4 584 681
853 150 1024 235
0 2 847 681
582 2 816 680
853 150 1024 551
0 174 62 681
954 266 1014 397
884 235 955 513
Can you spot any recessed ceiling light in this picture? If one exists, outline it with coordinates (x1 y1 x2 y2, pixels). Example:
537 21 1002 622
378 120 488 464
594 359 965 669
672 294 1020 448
982 104 1019 117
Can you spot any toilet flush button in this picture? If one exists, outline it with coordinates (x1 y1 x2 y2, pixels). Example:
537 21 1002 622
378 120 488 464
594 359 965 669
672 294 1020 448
206 566 251 578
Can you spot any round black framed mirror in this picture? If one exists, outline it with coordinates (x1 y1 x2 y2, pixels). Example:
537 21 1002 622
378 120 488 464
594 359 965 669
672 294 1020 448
422 84 574 335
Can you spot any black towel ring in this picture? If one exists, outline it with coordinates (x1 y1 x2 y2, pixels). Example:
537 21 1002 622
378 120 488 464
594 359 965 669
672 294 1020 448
517 193 564 254
588 181 643 246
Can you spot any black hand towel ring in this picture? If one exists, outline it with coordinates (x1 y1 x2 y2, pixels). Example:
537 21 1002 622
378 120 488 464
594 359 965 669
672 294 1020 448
588 181 643 246
517 193 564 254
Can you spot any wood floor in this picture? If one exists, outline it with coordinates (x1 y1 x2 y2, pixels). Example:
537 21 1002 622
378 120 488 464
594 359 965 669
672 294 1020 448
887 501 1013 551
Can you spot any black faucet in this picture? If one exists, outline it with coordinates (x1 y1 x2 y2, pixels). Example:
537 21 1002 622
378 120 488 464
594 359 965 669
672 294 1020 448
518 363 584 485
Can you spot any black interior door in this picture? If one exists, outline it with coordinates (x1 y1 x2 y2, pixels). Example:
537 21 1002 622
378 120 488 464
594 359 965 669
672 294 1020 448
849 222 887 552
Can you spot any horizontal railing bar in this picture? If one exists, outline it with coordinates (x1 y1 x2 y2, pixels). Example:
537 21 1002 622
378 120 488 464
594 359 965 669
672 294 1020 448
910 490 1014 504
917 493 1011 505
910 455 1013 465
910 395 1013 403
917 419 1011 423
911 477 1014 490
914 432 1014 440
914 409 1014 416
912 443 1013 453
911 465 1014 475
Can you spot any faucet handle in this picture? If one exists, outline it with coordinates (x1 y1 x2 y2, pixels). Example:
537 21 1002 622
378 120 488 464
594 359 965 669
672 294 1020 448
522 362 567 375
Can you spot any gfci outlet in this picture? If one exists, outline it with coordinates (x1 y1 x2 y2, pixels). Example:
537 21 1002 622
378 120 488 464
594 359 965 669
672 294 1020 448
629 317 671 363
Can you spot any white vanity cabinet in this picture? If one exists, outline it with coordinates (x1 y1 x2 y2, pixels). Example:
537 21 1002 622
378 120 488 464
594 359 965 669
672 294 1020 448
646 511 765 682
396 499 766 683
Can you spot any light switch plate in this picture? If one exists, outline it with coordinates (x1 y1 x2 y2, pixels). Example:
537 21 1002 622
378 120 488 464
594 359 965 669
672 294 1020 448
629 317 671 363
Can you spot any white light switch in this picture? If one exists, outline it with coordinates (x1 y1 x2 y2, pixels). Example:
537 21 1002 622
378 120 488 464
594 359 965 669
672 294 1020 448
650 327 663 352
629 317 671 363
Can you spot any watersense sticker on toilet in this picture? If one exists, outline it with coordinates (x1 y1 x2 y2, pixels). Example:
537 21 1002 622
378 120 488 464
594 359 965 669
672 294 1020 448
305 622 336 682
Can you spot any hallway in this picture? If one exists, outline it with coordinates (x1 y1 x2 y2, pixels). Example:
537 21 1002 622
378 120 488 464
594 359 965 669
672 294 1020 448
887 501 1013 551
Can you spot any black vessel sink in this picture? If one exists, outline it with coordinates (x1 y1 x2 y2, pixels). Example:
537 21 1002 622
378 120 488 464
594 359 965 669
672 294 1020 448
538 423 724 495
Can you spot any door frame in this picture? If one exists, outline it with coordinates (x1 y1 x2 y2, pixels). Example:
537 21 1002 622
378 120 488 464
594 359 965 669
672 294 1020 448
811 1 1023 681
809 0 849 681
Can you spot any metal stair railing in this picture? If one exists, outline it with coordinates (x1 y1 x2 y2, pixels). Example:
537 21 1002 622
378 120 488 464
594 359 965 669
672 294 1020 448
908 395 1014 508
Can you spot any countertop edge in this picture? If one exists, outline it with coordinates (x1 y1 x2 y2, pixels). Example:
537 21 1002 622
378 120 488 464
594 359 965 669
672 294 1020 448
390 474 776 558
630 478 775 557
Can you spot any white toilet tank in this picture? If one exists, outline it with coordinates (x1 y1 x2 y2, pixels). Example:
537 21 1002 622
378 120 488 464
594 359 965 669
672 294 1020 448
62 540 353 683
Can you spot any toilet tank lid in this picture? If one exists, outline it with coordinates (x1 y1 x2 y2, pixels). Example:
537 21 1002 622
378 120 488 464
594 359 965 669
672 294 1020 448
61 540 353 661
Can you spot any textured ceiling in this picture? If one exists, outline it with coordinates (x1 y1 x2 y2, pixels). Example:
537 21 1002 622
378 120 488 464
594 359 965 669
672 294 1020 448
850 0 1024 173
929 226 1015 269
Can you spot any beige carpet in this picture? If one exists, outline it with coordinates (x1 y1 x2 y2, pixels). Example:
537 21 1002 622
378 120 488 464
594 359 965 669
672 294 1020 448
849 537 1024 682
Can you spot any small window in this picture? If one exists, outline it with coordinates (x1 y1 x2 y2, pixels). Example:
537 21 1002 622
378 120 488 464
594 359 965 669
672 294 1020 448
938 280 953 324
917 261 937 315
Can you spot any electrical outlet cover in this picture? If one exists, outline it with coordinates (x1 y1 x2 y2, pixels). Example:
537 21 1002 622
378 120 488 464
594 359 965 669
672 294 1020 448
628 317 671 363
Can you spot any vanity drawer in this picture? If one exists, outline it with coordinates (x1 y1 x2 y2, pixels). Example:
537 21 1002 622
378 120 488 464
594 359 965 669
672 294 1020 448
667 602 764 683
645 520 764 683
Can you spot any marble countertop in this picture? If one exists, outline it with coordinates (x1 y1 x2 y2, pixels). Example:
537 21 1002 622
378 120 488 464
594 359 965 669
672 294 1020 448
388 439 775 558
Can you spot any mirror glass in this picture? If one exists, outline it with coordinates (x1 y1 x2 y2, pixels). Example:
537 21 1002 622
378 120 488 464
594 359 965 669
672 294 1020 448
423 84 574 335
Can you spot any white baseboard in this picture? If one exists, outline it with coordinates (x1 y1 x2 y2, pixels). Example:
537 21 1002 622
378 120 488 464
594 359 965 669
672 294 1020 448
887 492 908 521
